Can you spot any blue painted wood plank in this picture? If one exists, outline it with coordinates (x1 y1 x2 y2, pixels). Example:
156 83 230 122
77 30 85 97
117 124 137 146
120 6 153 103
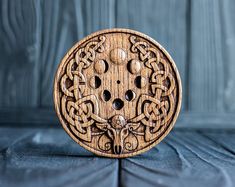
189 0 224 112
39 0 116 107
116 0 188 111
0 0 40 107
0 127 235 187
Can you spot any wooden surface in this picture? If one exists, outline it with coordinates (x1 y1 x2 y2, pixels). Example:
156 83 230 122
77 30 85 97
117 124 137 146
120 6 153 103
1 0 235 128
0 127 234 187
0 1 234 185
53 29 182 157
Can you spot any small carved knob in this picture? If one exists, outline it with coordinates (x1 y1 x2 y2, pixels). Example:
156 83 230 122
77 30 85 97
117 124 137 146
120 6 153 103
54 28 182 158
110 48 126 65
111 115 126 129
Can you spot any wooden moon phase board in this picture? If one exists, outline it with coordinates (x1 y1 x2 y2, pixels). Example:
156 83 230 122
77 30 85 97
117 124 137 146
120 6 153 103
54 28 182 158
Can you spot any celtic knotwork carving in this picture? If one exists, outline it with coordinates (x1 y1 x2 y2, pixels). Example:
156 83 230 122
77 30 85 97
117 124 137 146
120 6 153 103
129 36 176 142
54 29 181 158
60 36 107 142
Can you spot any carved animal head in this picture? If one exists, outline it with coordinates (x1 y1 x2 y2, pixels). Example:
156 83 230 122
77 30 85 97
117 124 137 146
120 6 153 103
97 115 137 154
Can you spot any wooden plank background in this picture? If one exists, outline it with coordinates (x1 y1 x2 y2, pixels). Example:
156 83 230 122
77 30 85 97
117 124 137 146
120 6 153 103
0 0 234 128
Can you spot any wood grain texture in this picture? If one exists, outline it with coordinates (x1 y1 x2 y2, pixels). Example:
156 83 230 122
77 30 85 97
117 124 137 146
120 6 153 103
0 127 118 187
39 0 82 107
122 130 235 187
189 0 224 112
0 0 40 107
0 127 234 187
220 0 235 112
116 0 187 111
39 0 116 107
54 29 182 157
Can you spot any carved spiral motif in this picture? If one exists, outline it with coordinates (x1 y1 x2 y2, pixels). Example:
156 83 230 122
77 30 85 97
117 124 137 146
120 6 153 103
54 29 182 158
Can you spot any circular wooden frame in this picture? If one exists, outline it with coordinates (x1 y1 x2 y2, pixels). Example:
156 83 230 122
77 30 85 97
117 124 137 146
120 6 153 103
54 28 182 158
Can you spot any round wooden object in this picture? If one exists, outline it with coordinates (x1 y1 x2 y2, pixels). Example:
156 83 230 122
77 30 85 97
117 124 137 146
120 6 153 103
54 28 182 158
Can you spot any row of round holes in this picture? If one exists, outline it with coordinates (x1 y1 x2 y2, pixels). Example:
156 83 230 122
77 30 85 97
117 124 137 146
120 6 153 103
103 90 135 102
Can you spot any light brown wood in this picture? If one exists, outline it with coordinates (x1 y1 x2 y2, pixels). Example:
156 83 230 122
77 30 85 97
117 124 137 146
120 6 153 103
54 28 182 158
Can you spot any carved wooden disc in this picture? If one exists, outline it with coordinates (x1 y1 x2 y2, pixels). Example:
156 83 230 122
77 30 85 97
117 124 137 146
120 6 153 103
54 28 182 158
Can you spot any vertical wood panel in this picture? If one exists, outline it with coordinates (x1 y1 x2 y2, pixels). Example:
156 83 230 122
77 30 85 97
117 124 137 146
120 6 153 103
39 0 79 107
39 0 116 107
189 0 224 112
116 0 188 111
0 0 39 107
220 0 235 112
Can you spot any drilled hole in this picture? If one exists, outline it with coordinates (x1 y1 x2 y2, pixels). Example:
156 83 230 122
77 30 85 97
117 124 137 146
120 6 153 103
117 80 121 84
95 76 101 88
112 98 124 110
127 60 132 73
104 60 109 73
134 76 146 88
125 90 135 101
134 76 142 88
103 90 111 101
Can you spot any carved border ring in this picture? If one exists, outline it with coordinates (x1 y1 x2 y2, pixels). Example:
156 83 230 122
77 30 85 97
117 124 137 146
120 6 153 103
54 28 182 158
